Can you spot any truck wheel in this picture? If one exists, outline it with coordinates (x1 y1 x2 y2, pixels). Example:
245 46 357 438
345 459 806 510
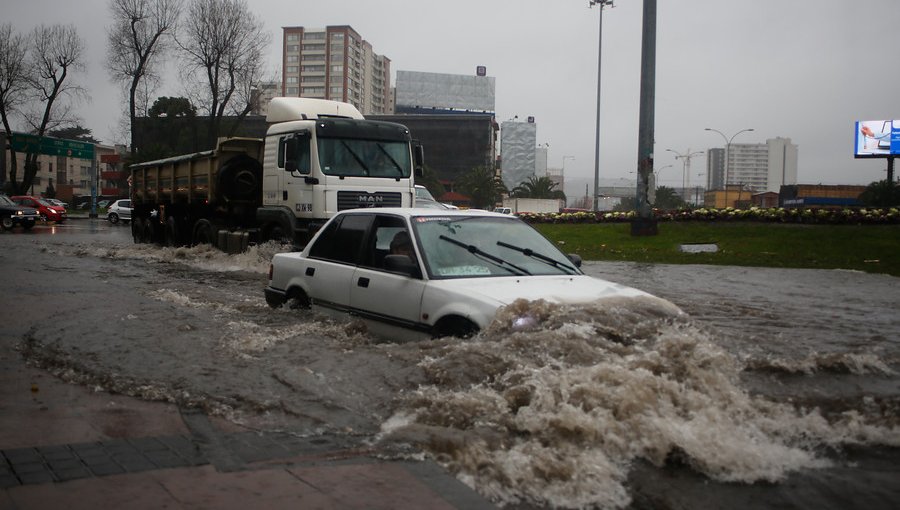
218 155 262 202
164 217 182 247
263 223 291 244
132 218 143 243
192 219 216 246
143 219 156 244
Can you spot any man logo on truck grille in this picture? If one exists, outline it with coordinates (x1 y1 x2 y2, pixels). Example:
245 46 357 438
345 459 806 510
358 194 384 207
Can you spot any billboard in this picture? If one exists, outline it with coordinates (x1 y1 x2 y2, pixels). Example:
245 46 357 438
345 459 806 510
395 70 495 113
854 120 900 158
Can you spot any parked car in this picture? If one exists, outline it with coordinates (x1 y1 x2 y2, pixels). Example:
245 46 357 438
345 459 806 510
106 199 132 224
0 195 40 230
10 195 67 223
265 208 665 341
46 198 69 209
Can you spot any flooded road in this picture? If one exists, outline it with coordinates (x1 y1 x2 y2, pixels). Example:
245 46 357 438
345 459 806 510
2 219 898 509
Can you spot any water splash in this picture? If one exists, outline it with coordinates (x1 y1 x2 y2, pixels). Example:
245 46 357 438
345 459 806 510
379 297 900 509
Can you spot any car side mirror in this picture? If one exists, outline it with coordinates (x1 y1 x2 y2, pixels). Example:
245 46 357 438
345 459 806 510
384 254 420 277
567 253 583 268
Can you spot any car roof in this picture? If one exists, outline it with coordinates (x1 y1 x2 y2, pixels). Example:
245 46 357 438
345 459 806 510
337 207 510 219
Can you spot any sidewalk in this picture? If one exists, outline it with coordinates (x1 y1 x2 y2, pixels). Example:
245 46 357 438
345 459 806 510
0 348 494 509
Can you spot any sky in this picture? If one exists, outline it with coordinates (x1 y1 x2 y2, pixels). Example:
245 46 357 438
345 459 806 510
6 0 900 193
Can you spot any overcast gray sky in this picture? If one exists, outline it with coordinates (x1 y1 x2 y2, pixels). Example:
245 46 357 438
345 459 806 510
7 0 900 189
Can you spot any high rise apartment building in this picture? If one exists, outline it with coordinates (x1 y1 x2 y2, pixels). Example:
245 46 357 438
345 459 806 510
707 137 798 194
281 26 392 115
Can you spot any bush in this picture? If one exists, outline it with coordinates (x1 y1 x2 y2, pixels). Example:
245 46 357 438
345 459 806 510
515 206 900 225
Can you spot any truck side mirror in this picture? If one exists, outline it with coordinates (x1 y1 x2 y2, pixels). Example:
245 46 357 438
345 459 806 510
413 143 425 177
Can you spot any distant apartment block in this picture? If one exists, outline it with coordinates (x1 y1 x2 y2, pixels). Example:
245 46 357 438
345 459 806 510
707 137 798 193
281 25 392 115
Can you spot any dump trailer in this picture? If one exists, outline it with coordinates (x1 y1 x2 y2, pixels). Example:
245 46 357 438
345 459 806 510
130 98 423 252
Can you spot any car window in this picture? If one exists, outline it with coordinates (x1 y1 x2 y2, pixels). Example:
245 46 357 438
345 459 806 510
358 215 414 272
121 200 131 208
308 214 372 265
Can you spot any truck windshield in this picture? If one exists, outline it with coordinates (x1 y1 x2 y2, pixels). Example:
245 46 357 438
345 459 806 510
317 138 411 178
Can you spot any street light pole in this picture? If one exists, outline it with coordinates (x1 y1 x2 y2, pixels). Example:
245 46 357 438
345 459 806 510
705 127 754 208
590 0 613 212
665 148 704 203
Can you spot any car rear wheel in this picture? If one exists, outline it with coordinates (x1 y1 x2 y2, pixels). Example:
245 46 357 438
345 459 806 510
108 212 119 224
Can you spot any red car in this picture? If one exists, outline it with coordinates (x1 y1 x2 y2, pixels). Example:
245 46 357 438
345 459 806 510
10 196 67 223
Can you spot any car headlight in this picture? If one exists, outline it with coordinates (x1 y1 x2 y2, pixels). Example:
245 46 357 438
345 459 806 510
15 211 23 216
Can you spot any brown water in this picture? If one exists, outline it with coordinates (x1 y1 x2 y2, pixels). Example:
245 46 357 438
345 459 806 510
3 223 898 509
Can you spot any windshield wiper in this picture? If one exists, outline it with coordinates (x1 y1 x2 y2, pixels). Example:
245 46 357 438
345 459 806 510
340 140 369 175
439 235 531 276
496 240 578 275
376 143 405 176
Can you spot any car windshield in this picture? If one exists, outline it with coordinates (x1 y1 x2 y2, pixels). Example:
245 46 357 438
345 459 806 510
0 195 15 207
317 137 411 178
411 215 581 279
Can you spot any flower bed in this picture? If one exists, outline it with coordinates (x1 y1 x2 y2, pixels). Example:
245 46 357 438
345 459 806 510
516 207 900 225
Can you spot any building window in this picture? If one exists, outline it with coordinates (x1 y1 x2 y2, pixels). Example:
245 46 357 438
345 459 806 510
286 55 298 63
286 66 298 73
286 34 299 42
286 76 298 84
304 32 325 40
287 44 298 52
286 86 298 95
330 86 343 96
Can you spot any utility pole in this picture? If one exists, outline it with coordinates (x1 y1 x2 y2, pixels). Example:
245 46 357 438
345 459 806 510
666 148 704 203
632 0 657 236
590 0 614 212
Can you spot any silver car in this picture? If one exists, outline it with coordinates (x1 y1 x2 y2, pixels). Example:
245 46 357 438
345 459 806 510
107 199 132 224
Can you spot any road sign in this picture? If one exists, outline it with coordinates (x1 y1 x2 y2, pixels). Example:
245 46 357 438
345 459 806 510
8 133 95 160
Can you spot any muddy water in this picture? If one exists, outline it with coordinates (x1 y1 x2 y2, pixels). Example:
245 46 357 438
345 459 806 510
2 223 898 509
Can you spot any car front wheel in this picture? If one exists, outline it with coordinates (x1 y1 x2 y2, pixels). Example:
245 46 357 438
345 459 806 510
1 216 13 230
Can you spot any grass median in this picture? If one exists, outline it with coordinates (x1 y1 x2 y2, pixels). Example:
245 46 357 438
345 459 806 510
533 222 900 277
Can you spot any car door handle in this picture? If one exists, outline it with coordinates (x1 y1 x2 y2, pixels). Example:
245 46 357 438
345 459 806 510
357 277 370 288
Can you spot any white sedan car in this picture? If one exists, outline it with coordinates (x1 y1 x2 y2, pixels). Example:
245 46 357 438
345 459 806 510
265 208 657 340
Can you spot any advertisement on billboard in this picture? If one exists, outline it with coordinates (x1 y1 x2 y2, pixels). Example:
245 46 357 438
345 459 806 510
854 120 900 158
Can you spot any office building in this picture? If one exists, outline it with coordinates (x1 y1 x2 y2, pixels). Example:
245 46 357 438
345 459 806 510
281 25 392 115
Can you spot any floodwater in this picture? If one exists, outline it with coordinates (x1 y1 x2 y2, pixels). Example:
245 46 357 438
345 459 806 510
2 220 898 509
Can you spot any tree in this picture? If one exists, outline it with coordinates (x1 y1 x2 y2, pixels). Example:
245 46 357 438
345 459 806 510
653 186 686 210
511 175 566 201
416 165 445 201
859 179 900 207
6 24 87 195
0 23 29 190
177 0 269 148
148 96 195 117
107 0 182 152
456 166 507 209
47 125 100 143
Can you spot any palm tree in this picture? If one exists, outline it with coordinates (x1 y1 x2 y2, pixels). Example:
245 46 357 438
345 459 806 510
859 180 900 207
511 176 566 201
456 166 507 209
653 186 686 209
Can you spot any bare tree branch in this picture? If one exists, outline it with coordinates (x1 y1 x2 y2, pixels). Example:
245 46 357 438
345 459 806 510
0 23 29 188
106 0 182 152
177 0 269 147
